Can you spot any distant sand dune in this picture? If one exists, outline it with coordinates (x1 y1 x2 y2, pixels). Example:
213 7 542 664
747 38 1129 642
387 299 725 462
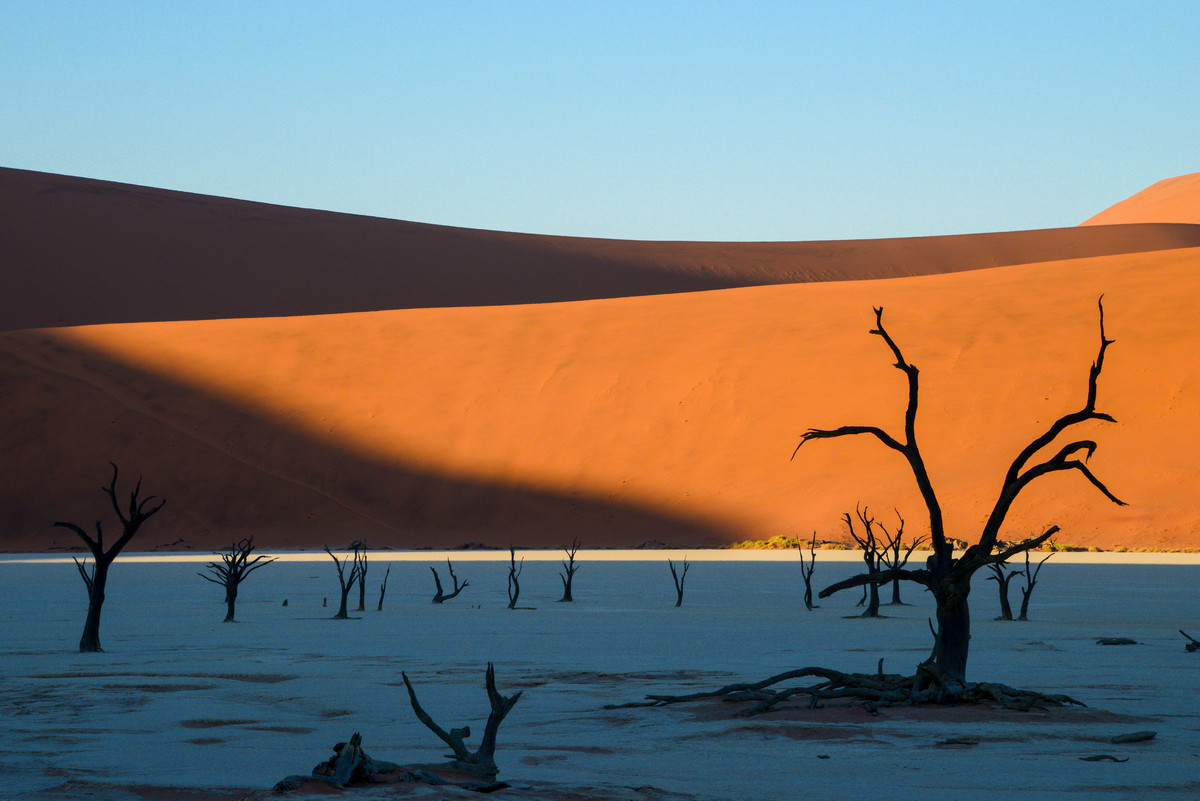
2 169 1199 551
4 166 1200 330
1082 172 1200 225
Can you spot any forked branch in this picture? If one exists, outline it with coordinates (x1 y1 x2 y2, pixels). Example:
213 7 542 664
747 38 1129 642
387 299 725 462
401 662 522 779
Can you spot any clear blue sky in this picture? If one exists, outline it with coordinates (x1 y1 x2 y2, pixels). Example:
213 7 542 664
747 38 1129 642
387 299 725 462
2 1 1196 241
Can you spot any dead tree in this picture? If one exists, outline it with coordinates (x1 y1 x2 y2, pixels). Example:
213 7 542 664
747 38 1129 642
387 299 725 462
1017 550 1053 621
843 507 885 617
431 560 468 603
798 531 819 610
354 544 369 612
198 537 277 622
506 545 523 610
54 463 165 652
876 510 927 605
668 557 689 607
376 565 391 611
402 662 523 782
794 299 1125 693
325 544 361 619
558 538 581 602
986 562 1017 620
274 664 522 793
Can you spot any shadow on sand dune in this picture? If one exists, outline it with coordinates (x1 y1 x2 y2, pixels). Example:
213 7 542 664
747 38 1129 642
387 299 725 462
0 330 737 552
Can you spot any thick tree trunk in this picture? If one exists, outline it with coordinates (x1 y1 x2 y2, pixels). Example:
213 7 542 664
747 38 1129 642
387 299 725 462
863 582 880 618
224 585 237 623
932 586 971 687
80 562 109 652
890 577 903 605
997 585 1013 621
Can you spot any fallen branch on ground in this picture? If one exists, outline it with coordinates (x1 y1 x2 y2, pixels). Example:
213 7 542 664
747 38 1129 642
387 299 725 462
271 663 521 794
606 662 1084 715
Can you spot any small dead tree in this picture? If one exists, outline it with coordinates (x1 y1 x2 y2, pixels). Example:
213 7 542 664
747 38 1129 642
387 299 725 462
798 531 819 610
376 565 391 611
1017 550 1053 621
668 557 689 607
402 662 523 782
506 545 523 610
986 562 1017 621
558 538 581 602
325 544 361 619
843 506 888 617
876 510 926 605
198 537 277 622
431 560 468 603
354 544 369 612
54 463 165 652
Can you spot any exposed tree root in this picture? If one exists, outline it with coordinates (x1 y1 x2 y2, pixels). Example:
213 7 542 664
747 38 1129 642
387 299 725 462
606 663 1084 715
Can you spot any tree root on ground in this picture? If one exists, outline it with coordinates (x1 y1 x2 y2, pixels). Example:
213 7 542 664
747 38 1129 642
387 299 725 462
605 663 1084 715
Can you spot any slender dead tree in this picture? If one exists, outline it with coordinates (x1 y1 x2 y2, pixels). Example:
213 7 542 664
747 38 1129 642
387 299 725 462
668 557 689 607
354 543 369 612
198 537 277 622
798 531 819 610
1017 550 1053 621
876 510 926 605
986 562 1017 620
431 560 468 603
325 544 361 619
506 545 523 610
376 564 392 611
843 507 885 617
796 299 1125 691
558 538 581 602
55 463 165 652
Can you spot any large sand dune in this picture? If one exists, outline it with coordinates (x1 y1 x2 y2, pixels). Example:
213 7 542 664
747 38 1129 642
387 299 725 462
2 170 1198 551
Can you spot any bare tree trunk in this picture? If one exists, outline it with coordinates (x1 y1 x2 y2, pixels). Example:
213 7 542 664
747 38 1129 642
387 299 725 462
986 563 1015 621
506 546 523 610
199 537 276 623
798 531 818 610
1017 551 1052 621
558 538 580 602
355 547 368 612
668 558 689 607
56 463 165 653
79 560 109 652
377 565 391 611
431 561 468 603
931 584 971 688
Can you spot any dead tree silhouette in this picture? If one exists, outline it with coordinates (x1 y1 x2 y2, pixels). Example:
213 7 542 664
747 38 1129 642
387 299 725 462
55 463 166 652
199 537 277 622
621 299 1125 711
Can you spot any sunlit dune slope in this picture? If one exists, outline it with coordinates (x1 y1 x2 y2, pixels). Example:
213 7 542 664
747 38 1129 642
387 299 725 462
5 166 1200 331
1083 172 1200 226
3 245 1198 551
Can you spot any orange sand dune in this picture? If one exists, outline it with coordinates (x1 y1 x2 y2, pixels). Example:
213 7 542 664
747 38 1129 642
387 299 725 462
4 166 1200 331
3 244 1198 552
3 170 1200 552
1082 172 1200 226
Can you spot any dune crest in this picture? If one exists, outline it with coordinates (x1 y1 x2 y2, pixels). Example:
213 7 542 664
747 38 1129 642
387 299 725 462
3 166 1200 331
1082 171 1200 225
